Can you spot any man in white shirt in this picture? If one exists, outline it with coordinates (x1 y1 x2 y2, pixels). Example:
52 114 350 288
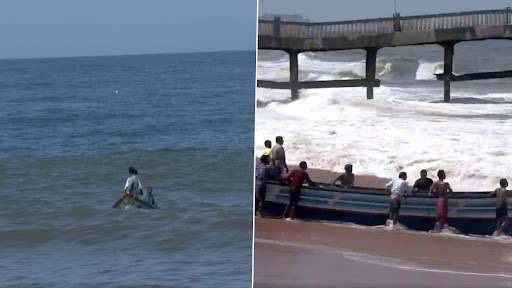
124 166 142 196
384 171 410 228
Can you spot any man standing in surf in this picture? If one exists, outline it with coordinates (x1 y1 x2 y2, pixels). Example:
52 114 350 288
384 172 409 229
429 170 454 233
282 161 317 220
490 179 511 236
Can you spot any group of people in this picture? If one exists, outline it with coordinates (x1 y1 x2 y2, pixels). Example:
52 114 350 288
255 138 511 236
124 166 158 208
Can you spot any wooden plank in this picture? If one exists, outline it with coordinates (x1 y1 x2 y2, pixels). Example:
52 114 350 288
257 79 381 89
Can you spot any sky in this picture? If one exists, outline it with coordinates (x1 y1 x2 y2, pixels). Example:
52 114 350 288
0 0 257 59
259 0 512 21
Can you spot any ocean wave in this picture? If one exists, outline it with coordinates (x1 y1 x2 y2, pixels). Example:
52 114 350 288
258 52 458 82
255 83 512 190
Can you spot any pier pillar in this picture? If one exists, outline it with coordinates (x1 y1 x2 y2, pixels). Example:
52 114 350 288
289 50 299 101
442 43 454 103
365 48 378 100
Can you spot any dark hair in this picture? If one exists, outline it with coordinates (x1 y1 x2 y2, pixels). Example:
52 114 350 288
437 170 446 178
260 155 269 165
276 136 283 143
344 164 353 171
399 171 407 179
129 166 136 174
264 140 271 148
299 161 307 169
420 169 427 174
500 178 508 187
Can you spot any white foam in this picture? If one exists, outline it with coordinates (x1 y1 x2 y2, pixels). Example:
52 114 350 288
415 61 444 80
256 53 512 191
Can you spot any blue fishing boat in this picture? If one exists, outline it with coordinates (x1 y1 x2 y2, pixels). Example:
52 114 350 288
261 180 507 235
112 193 156 210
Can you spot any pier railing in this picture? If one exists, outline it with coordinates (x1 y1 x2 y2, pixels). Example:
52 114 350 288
258 8 512 38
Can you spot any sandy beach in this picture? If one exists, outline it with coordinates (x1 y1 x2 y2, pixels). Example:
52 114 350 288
254 217 512 288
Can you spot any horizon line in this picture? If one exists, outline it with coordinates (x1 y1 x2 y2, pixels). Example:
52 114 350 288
0 48 256 62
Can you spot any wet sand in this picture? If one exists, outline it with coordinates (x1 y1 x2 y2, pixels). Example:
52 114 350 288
254 218 512 288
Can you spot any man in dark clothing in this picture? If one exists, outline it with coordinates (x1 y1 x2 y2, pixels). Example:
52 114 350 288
412 169 433 196
332 164 355 187
281 161 317 220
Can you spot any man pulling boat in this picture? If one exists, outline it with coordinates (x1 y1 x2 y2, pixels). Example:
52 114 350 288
384 172 410 229
491 179 512 236
430 170 454 233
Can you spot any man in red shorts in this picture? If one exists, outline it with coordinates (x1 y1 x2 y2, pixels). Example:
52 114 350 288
281 161 317 220
429 170 454 232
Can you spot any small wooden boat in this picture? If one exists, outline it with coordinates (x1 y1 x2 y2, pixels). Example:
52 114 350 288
112 193 156 210
261 180 508 235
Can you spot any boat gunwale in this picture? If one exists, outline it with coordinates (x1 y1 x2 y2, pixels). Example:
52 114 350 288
267 180 494 199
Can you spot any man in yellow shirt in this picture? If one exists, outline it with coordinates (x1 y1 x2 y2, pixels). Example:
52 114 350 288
262 140 272 157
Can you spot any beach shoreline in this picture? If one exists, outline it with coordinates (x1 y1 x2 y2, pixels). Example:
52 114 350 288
254 217 512 287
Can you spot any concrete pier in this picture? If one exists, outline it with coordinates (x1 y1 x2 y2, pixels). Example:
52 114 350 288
289 51 299 101
365 48 378 100
258 8 512 102
442 43 454 103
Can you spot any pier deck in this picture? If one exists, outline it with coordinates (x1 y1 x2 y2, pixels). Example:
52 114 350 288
258 8 512 102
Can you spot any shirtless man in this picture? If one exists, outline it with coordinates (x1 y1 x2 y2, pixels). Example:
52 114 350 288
429 170 454 233
490 179 511 236
281 161 317 220
332 164 355 187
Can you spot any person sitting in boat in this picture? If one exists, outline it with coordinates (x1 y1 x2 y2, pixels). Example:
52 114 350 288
124 166 143 196
429 170 454 233
412 169 433 195
281 161 318 221
384 172 410 228
255 154 272 217
142 186 158 208
490 178 511 236
332 164 355 188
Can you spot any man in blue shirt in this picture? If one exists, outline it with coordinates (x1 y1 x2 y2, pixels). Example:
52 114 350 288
142 186 158 208
255 155 272 217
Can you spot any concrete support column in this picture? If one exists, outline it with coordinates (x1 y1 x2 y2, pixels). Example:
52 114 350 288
443 43 454 103
365 48 378 100
289 50 299 101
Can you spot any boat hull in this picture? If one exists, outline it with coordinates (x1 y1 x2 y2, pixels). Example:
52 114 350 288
259 181 509 235
112 193 156 210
